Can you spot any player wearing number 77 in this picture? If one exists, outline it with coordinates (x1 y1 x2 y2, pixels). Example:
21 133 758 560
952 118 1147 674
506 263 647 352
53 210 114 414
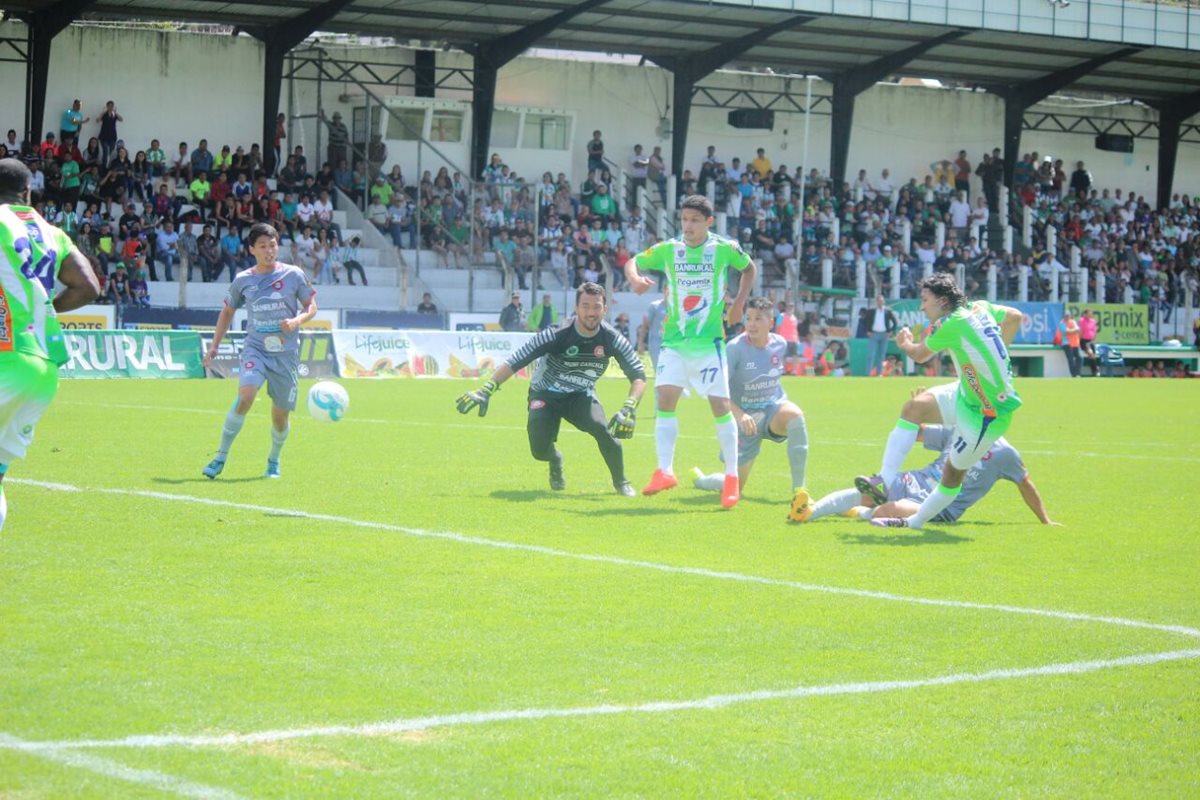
869 273 1025 530
0 158 100 532
455 282 646 496
623 195 757 509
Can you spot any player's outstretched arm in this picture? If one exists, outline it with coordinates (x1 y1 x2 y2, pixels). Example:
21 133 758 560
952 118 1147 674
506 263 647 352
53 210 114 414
53 245 101 313
456 363 514 417
282 296 318 334
1017 476 1060 525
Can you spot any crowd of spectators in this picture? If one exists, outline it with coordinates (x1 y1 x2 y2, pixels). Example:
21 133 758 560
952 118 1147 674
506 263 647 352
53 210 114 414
5 100 379 304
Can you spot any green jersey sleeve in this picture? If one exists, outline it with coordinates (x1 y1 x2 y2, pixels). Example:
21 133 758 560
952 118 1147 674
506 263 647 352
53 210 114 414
633 240 672 273
924 315 955 352
718 238 752 271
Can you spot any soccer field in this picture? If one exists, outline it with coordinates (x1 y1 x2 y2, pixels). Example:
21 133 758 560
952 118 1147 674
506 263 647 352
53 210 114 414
1 376 1197 798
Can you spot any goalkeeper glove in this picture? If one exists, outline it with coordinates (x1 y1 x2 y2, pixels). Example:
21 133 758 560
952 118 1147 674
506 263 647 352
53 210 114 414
608 398 638 439
456 380 498 417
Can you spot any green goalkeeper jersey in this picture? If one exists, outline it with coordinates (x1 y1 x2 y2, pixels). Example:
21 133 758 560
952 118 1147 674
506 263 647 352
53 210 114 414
0 204 73 365
925 300 1022 419
632 233 750 356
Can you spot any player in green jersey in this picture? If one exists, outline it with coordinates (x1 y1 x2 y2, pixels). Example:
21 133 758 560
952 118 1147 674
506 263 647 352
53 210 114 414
868 273 1024 529
624 195 757 509
0 158 100 531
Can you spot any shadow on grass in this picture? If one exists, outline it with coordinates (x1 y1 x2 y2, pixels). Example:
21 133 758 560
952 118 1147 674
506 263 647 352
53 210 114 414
836 527 971 546
152 476 266 485
489 489 551 502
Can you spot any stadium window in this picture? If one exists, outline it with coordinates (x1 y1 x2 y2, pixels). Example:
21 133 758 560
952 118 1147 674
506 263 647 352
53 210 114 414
430 109 464 143
522 113 569 151
491 110 520 148
386 108 426 141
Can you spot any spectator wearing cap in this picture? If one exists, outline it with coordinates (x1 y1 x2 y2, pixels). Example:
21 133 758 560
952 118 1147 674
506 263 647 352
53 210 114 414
325 111 349 168
499 292 523 332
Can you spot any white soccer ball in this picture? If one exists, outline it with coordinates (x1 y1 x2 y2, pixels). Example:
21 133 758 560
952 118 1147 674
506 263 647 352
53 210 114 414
307 381 350 423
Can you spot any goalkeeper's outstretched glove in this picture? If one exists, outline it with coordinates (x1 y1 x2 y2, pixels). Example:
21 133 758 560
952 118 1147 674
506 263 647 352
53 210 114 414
608 398 638 439
456 380 498 417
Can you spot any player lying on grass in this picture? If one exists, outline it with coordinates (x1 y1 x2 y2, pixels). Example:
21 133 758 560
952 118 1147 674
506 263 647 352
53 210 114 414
689 298 812 522
0 158 100 531
201 223 318 479
801 422 1057 526
456 282 646 495
863 274 1025 529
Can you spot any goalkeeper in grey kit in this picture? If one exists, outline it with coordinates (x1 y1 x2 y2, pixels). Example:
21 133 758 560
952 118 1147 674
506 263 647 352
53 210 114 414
456 282 646 495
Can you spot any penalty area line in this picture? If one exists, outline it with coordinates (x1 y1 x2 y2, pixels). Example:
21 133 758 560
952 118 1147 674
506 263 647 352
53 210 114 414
0 733 246 798
12 477 1200 643
5 648 1199 752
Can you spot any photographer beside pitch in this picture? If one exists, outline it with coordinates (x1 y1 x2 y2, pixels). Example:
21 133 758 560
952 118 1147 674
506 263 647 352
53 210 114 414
456 282 646 495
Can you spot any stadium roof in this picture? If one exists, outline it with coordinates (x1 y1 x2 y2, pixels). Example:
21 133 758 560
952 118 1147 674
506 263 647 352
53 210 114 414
5 0 1200 101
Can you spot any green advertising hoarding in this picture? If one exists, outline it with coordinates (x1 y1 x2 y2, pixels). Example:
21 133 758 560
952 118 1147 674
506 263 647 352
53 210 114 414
1064 303 1149 345
60 330 205 379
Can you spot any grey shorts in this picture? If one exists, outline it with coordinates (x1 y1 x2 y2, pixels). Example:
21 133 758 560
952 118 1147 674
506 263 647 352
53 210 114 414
730 401 788 465
239 347 300 411
886 473 961 523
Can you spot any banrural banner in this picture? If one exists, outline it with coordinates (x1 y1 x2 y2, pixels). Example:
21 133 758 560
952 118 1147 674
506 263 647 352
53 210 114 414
60 330 204 378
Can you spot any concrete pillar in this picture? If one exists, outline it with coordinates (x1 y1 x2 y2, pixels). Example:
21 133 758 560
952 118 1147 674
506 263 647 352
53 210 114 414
1019 265 1029 302
987 261 997 301
855 258 867 298
666 175 678 210
890 260 901 300
821 257 833 289
1022 205 1032 248
935 221 946 252
901 218 912 254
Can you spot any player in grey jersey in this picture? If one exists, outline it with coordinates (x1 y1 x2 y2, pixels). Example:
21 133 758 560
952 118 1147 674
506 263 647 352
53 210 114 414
692 298 813 522
801 423 1058 526
201 223 317 479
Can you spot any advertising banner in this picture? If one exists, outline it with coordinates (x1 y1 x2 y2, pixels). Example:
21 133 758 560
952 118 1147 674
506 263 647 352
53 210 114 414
199 331 337 379
333 330 534 378
57 304 115 330
342 310 444 330
1064 302 1149 345
60 330 204 379
1011 302 1064 345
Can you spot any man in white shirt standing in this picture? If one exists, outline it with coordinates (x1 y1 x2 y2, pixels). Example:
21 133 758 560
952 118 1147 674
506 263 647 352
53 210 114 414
948 191 971 237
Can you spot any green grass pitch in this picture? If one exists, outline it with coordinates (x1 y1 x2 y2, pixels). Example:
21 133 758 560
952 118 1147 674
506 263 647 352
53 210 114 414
1 376 1197 797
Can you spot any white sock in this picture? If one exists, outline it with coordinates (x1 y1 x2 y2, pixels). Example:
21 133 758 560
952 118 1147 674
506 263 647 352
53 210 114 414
715 414 739 477
906 484 961 529
655 412 678 474
810 488 860 521
694 471 724 492
217 409 246 459
880 420 920 485
269 425 289 461
0 484 7 532
856 505 876 521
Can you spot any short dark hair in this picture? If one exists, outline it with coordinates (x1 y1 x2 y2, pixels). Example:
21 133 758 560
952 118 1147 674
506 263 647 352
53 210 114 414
680 194 714 218
575 281 605 305
920 273 968 312
246 223 278 247
747 297 773 314
0 158 32 201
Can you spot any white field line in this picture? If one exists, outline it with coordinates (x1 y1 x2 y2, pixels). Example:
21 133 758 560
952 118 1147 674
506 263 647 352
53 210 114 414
0 733 245 797
57 401 1200 460
5 649 1199 753
13 478 1200 643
